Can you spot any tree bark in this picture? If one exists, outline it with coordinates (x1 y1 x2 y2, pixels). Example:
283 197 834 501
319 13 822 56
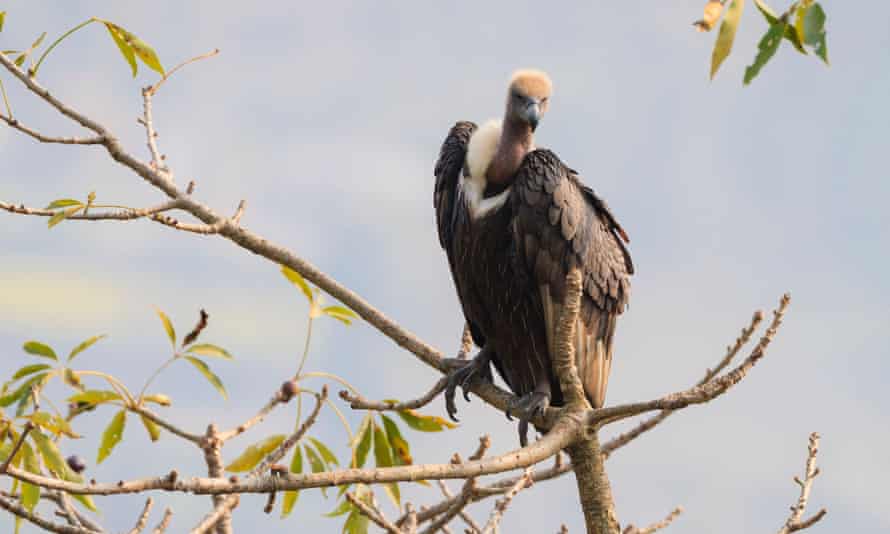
566 430 619 534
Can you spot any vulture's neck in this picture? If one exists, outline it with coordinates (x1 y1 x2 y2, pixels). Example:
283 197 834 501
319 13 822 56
485 118 534 193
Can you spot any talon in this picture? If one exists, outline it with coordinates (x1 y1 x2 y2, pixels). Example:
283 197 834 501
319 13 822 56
442 347 493 422
506 391 550 447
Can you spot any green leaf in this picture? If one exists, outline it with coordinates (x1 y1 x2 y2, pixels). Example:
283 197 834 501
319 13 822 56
185 343 233 360
0 373 48 408
103 23 137 77
380 414 412 466
30 412 79 438
140 415 161 441
281 445 303 518
155 308 176 347
396 409 457 432
67 390 121 405
322 305 358 325
21 442 40 512
97 409 126 464
224 434 285 472
45 199 83 209
324 497 353 518
801 2 828 64
71 494 98 513
0 11 5 32
710 0 745 79
304 443 326 474
47 205 83 228
352 415 373 468
744 21 786 85
372 423 400 507
309 437 339 467
344 507 370 534
752 0 806 53
23 341 57 360
184 356 228 400
11 364 51 381
142 393 172 406
68 334 107 361
13 32 46 67
281 265 313 303
128 35 164 75
31 428 80 481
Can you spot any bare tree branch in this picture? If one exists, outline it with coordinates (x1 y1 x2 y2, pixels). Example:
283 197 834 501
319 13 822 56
190 495 239 534
622 507 683 534
0 494 93 534
345 491 402 534
151 508 173 534
480 467 533 534
201 424 232 534
0 114 104 144
416 436 491 533
339 377 447 412
777 433 827 534
436 480 481 534
126 498 154 534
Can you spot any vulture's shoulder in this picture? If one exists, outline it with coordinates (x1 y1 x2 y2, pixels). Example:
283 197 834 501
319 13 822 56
434 121 477 250
511 149 633 312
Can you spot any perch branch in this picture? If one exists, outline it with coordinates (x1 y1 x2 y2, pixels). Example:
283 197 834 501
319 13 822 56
777 433 826 534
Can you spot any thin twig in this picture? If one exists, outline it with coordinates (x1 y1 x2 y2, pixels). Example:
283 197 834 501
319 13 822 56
0 422 33 474
480 468 534 534
777 433 827 534
436 480 481 533
345 492 402 534
415 436 490 533
622 506 683 534
216 391 285 443
126 498 154 534
151 508 174 534
0 114 104 144
189 496 239 534
0 495 93 533
148 49 220 96
0 200 181 222
340 376 447 411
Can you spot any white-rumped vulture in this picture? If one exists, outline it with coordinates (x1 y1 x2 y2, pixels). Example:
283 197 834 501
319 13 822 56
434 70 633 445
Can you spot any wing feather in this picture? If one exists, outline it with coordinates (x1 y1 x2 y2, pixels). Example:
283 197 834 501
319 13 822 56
511 149 632 408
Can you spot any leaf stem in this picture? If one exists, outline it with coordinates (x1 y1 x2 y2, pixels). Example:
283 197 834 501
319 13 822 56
295 316 314 378
0 78 12 118
137 355 177 404
77 370 134 405
31 18 97 77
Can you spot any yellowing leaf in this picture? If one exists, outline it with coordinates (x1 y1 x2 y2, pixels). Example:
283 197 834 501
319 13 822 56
68 334 106 361
322 305 357 325
142 393 172 407
30 412 79 438
225 434 286 472
0 373 48 408
47 205 83 228
694 1 724 32
396 409 457 432
67 390 121 405
710 0 745 79
801 2 828 64
308 437 339 466
281 265 313 303
184 356 227 399
31 428 80 482
21 442 40 512
281 446 303 518
380 414 412 465
154 308 176 347
0 11 5 32
23 341 57 360
372 423 400 507
11 364 51 381
185 343 233 360
351 415 373 468
753 0 806 53
103 23 137 77
97 409 126 464
324 497 352 518
140 415 161 442
45 199 82 209
63 368 82 388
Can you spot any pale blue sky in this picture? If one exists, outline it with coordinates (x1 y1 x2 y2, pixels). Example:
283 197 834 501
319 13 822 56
2 2 888 532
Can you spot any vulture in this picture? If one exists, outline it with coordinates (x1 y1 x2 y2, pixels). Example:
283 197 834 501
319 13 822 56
434 70 633 445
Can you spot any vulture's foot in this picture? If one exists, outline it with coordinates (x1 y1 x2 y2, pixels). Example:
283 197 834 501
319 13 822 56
443 348 493 422
506 391 550 447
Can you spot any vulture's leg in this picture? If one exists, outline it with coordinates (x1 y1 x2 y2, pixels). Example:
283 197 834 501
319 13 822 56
506 381 551 447
443 345 494 422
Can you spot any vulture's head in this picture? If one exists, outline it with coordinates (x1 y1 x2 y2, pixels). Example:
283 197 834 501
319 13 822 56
506 69 552 131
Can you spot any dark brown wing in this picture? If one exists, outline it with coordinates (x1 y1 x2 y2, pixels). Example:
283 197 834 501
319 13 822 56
434 121 477 251
511 149 632 407
434 121 484 345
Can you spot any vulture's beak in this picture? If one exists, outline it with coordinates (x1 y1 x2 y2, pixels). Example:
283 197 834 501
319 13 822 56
521 98 541 131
